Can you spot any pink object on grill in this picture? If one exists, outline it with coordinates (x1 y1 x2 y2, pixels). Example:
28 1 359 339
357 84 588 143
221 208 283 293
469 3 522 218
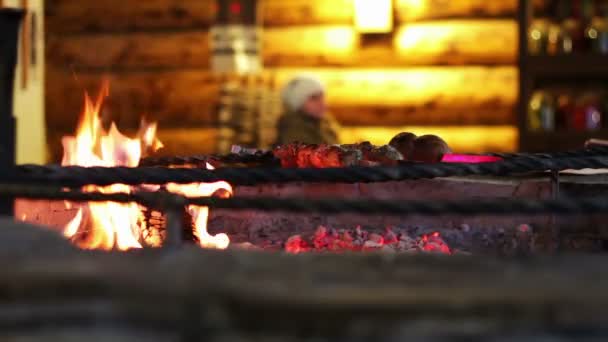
441 154 503 163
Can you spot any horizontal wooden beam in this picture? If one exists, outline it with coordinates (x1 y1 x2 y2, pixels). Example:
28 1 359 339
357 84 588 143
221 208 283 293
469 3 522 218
45 67 221 132
330 104 514 126
263 26 360 67
45 0 216 34
46 0 354 34
51 20 516 69
271 66 517 108
393 20 516 65
49 27 359 69
262 0 353 26
46 67 516 132
395 0 548 22
267 20 516 67
46 31 210 69
46 0 542 35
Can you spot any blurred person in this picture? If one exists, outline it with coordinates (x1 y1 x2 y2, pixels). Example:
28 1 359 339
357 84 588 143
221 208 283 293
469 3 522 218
276 75 340 145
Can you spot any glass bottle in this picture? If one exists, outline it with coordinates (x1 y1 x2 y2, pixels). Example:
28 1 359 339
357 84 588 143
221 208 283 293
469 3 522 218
547 0 563 55
594 1 608 53
572 91 602 131
557 0 575 54
528 90 556 132
582 0 597 52
529 19 549 55
555 90 574 130
586 91 603 131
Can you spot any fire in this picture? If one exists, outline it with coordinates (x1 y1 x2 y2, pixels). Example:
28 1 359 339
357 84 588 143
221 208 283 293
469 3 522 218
166 166 232 250
61 81 231 250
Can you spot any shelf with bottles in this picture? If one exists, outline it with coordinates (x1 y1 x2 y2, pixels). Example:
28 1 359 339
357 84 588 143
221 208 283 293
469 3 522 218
527 85 607 132
527 0 608 59
522 85 608 151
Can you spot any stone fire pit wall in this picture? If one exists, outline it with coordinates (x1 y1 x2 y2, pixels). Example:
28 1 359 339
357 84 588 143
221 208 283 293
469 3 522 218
16 174 608 252
209 174 608 251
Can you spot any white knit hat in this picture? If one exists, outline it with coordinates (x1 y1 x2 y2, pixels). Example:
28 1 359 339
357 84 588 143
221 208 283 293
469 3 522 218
281 75 325 112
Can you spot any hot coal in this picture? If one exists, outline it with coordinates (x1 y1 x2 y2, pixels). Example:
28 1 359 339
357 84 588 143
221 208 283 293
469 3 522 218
284 226 451 254
227 222 538 256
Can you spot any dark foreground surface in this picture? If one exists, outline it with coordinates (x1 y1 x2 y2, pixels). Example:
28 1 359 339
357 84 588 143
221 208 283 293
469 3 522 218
1 218 608 341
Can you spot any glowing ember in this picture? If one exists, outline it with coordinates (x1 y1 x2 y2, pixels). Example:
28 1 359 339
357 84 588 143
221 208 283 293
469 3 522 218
285 226 452 254
60 82 231 250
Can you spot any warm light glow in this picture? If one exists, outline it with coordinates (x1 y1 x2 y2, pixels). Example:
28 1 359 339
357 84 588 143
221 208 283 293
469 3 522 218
60 82 232 251
395 0 426 20
340 126 518 153
323 27 358 52
354 0 393 33
395 24 433 50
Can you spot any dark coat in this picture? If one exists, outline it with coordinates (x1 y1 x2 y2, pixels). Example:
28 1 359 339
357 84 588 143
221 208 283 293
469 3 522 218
276 111 340 145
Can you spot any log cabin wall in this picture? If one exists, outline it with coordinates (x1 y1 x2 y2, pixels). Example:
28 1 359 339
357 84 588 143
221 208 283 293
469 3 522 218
45 0 521 162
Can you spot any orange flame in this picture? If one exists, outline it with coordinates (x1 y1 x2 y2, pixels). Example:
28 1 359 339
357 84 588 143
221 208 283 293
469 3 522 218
61 81 231 250
166 164 232 250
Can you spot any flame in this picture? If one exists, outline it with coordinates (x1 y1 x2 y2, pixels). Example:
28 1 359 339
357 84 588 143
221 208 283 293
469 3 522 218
166 163 232 250
61 81 231 250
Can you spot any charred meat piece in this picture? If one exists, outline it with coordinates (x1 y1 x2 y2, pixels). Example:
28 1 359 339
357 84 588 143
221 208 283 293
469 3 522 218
389 132 417 159
273 143 362 168
295 144 318 168
273 143 301 168
410 135 451 163
309 145 360 168
342 142 403 166
364 145 403 166
273 142 402 168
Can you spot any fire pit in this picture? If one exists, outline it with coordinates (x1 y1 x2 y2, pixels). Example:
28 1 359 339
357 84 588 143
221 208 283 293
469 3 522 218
5 90 608 339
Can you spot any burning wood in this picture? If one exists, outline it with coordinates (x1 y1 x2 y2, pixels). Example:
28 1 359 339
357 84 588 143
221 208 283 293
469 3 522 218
56 81 232 251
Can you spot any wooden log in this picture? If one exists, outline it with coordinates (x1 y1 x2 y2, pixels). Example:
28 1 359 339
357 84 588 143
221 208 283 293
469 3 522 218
392 20 516 65
395 0 548 22
45 0 216 34
264 20 515 67
45 67 516 135
339 125 518 152
45 67 221 132
263 25 359 67
46 31 209 69
47 26 358 69
330 104 515 126
47 21 515 69
271 66 517 110
262 0 353 26
46 0 353 34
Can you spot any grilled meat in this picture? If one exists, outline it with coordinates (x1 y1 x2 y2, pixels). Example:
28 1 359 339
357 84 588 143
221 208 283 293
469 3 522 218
389 132 417 159
272 133 450 168
409 134 451 163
